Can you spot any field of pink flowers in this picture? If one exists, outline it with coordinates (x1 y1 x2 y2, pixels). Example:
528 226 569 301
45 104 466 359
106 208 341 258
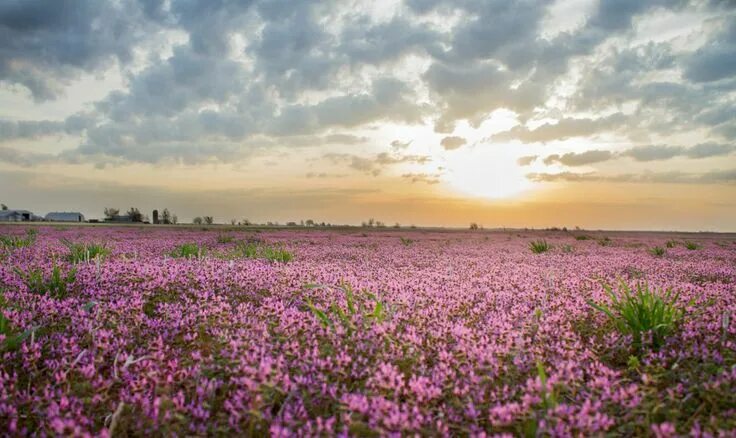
0 225 734 436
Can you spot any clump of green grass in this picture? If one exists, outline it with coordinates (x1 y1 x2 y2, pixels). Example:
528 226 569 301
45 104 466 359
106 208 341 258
0 310 31 352
684 241 700 250
217 234 234 244
169 243 206 259
0 229 37 249
303 282 389 334
561 244 574 253
260 246 293 263
574 235 591 241
665 240 679 248
232 241 293 263
14 262 77 299
529 239 551 254
649 246 666 257
598 236 612 246
399 237 414 246
234 241 259 258
61 239 110 263
587 279 684 352
0 289 38 351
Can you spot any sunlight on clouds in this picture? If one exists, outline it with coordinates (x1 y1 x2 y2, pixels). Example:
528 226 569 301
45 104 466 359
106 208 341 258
444 145 533 200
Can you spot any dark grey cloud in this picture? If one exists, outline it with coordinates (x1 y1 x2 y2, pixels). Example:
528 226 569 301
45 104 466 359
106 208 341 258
0 146 55 167
517 155 537 166
323 151 431 176
401 172 442 184
0 0 734 168
527 169 736 184
684 20 736 83
440 136 466 150
543 150 614 166
391 140 412 150
622 145 684 162
0 0 159 101
0 115 95 142
537 143 735 168
494 113 627 143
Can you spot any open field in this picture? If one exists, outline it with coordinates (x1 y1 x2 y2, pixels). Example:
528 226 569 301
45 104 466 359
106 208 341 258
1 225 735 436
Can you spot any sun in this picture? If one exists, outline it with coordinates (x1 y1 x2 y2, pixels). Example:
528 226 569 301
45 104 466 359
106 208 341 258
444 146 532 200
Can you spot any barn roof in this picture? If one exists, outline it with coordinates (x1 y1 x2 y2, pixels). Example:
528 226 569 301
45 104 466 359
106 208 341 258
45 212 85 221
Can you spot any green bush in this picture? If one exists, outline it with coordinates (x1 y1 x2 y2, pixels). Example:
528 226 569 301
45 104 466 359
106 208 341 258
529 239 551 254
665 240 679 248
574 235 591 241
587 279 684 352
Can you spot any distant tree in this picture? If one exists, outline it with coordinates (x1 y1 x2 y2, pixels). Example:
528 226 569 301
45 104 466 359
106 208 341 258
171 214 178 225
230 218 237 225
127 207 143 222
305 219 315 227
393 222 400 228
104 208 120 219
368 218 375 227
1 203 7 211
203 216 214 225
161 208 172 225
193 217 203 225
376 221 385 228
241 218 252 226
470 223 479 230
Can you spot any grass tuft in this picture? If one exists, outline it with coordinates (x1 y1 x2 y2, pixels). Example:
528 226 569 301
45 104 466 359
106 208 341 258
684 241 700 250
61 239 110 263
169 243 206 259
649 246 666 257
232 241 293 263
217 234 234 244
14 261 77 299
529 239 551 254
0 229 37 249
587 279 684 352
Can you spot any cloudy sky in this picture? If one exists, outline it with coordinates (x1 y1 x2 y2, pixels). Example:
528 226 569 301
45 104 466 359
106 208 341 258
1 0 735 230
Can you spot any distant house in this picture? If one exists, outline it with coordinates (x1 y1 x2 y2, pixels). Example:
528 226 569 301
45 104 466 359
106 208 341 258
0 209 36 222
45 212 85 222
104 215 133 223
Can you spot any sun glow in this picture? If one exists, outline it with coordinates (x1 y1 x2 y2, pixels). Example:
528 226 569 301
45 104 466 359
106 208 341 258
444 146 533 200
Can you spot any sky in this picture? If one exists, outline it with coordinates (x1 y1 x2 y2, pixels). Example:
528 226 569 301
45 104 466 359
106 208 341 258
0 0 735 230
